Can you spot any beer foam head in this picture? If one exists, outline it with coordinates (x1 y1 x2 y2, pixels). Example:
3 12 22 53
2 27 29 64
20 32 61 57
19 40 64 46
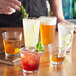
40 16 57 25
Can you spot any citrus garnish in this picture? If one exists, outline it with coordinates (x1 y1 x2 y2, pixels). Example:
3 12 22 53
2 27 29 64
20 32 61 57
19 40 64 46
15 48 19 53
33 21 39 32
33 22 36 32
62 34 72 48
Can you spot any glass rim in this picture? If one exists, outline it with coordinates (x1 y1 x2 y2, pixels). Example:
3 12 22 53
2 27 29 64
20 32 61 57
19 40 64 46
2 31 22 36
39 16 57 20
23 17 39 20
20 47 43 54
48 44 66 50
20 47 36 52
58 22 75 27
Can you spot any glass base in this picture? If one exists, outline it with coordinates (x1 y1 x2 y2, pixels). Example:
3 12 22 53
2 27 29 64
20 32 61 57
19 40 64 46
5 53 19 57
50 61 63 65
23 69 38 74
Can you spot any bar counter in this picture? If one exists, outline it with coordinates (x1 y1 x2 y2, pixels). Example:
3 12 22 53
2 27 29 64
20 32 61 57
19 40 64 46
0 28 76 76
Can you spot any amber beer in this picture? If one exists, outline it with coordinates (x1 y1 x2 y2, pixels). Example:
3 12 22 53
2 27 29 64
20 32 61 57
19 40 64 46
40 16 57 46
50 55 64 63
48 45 66 65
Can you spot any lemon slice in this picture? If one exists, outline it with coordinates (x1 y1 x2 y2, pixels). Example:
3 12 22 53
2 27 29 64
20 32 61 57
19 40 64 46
62 34 72 49
33 21 39 32
33 22 36 32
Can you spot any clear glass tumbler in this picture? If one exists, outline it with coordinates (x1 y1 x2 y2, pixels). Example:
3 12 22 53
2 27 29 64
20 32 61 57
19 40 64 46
48 44 66 65
2 32 22 56
58 22 74 54
20 47 42 74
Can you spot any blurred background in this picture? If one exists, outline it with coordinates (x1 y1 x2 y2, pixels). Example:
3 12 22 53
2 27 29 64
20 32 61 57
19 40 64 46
46 0 76 24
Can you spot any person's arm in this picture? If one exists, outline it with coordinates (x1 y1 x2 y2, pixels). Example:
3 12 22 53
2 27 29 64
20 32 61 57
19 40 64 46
49 0 64 22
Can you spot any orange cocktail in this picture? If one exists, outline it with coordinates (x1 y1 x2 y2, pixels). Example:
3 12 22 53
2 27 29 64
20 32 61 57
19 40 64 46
40 16 57 46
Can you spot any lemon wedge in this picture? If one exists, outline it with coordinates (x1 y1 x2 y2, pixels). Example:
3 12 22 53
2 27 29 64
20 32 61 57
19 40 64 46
15 48 19 53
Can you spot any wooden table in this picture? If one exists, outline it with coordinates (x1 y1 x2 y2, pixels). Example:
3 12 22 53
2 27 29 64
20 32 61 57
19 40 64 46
0 28 76 76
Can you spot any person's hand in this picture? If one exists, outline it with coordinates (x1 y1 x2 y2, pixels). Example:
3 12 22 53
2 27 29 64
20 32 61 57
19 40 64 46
57 19 76 33
0 0 21 15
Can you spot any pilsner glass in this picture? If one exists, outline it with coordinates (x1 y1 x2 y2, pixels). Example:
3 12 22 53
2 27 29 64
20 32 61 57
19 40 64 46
2 32 22 56
40 16 57 47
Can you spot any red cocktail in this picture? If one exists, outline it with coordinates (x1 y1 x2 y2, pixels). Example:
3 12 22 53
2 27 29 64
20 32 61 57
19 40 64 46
20 47 42 73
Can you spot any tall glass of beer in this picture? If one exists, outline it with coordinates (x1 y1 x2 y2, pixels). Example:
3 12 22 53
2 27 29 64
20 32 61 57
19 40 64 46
40 16 57 47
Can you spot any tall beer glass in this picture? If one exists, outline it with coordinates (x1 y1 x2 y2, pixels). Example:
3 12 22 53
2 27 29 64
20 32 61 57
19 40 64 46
40 16 57 47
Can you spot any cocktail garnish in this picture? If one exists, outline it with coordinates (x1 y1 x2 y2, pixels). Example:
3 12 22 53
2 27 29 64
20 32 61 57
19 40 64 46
20 5 28 18
35 41 45 52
